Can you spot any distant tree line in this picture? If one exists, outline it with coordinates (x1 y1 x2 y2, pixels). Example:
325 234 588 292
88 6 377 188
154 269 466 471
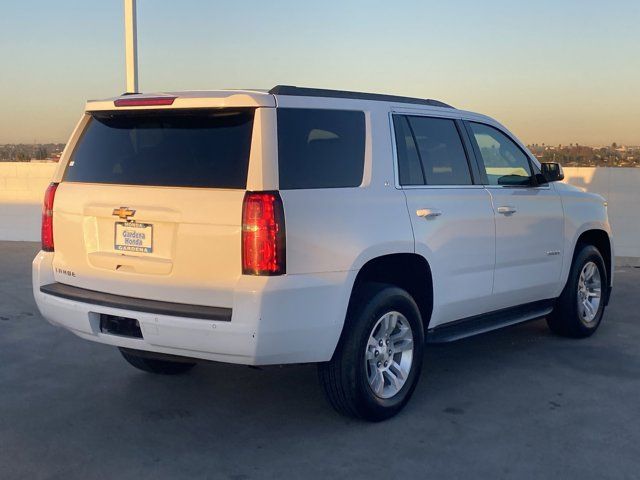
0 144 65 162
527 143 640 168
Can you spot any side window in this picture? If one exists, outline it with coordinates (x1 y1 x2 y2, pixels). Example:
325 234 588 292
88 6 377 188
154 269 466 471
469 122 533 186
393 115 424 185
277 108 365 189
407 117 472 186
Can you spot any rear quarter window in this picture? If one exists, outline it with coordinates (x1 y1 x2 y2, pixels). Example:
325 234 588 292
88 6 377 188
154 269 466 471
64 109 255 188
277 108 365 189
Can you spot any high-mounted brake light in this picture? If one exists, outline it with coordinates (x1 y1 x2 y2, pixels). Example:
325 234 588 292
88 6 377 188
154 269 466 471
114 97 176 107
242 192 286 276
41 182 59 252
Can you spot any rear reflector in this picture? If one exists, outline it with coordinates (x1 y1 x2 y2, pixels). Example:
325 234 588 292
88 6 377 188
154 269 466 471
114 97 176 107
41 182 59 252
242 192 286 276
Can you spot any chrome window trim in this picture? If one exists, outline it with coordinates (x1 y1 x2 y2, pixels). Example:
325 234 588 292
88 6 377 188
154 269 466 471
484 184 551 191
401 184 485 190
390 106 463 120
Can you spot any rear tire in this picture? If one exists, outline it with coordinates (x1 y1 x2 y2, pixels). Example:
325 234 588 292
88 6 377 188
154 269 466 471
318 282 425 421
547 244 607 338
119 348 196 375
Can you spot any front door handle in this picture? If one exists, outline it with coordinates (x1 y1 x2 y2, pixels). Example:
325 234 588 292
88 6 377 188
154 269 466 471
497 205 517 215
416 208 442 219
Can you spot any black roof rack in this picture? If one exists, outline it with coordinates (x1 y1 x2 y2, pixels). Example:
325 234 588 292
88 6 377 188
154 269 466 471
269 85 454 109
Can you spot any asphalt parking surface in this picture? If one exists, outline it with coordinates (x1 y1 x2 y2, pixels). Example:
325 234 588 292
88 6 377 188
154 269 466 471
1 241 639 479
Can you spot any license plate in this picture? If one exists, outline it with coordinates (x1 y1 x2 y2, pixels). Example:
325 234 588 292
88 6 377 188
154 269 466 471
114 222 153 253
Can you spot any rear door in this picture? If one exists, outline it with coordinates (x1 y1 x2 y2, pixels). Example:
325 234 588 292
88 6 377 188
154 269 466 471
466 121 564 307
52 108 258 309
393 114 496 327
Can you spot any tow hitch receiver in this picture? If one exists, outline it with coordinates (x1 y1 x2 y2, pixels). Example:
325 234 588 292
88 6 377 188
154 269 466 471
100 314 143 339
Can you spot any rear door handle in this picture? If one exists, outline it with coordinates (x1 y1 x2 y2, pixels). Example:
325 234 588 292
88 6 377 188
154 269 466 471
416 208 442 219
497 205 517 215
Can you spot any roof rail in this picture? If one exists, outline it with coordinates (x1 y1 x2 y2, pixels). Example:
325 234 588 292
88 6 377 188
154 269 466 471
269 85 454 109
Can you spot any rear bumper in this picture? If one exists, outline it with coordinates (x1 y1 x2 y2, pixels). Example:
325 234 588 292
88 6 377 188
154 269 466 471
40 282 232 322
33 251 352 365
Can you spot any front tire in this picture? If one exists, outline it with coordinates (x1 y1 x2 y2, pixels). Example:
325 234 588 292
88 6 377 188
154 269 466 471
119 348 196 375
318 282 425 421
547 244 607 338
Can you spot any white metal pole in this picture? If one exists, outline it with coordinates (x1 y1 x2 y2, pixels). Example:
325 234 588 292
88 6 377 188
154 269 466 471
124 0 139 93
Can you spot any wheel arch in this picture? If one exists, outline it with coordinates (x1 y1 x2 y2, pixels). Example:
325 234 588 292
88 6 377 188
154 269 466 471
569 228 613 303
345 253 434 335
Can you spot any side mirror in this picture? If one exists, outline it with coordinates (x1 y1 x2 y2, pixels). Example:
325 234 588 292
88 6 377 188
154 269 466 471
541 162 564 182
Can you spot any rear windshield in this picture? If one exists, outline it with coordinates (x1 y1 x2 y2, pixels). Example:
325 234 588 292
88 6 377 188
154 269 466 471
277 108 365 189
64 109 255 188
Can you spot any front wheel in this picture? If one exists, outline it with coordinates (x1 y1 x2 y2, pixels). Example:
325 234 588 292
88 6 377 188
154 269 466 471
318 283 425 421
547 244 607 338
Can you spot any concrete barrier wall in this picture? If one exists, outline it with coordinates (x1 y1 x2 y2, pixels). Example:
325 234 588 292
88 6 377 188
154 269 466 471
0 163 57 201
562 167 640 259
0 164 638 258
0 163 57 241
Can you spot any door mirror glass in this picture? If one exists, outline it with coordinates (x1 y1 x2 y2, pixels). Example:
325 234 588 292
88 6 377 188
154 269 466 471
541 162 564 182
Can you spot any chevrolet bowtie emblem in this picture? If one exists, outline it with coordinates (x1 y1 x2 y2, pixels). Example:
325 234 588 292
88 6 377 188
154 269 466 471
112 207 136 221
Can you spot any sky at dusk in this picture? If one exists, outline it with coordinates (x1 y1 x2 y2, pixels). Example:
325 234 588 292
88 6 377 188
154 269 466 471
1 0 639 145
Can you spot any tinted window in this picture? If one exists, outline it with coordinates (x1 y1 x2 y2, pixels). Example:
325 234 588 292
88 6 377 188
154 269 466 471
405 116 472 186
393 116 424 185
277 108 365 189
469 122 532 186
65 109 254 188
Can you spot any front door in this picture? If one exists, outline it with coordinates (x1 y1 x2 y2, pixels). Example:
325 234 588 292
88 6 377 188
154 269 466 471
466 121 564 308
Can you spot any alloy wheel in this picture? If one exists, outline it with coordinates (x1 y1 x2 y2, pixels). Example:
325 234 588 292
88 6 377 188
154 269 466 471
365 311 414 399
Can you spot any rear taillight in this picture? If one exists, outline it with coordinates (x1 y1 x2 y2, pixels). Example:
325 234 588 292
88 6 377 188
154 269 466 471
242 191 286 276
41 182 59 252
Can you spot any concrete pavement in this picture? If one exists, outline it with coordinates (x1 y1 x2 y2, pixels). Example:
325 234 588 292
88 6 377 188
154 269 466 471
1 241 639 479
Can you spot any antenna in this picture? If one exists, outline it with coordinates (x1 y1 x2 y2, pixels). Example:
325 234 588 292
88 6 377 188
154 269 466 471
124 0 139 93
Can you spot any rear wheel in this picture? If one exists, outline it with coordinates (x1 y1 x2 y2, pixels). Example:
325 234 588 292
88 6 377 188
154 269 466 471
119 348 196 375
318 282 425 421
547 244 607 338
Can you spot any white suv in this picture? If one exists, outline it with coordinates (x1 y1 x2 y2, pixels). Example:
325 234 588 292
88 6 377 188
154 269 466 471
33 86 613 421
